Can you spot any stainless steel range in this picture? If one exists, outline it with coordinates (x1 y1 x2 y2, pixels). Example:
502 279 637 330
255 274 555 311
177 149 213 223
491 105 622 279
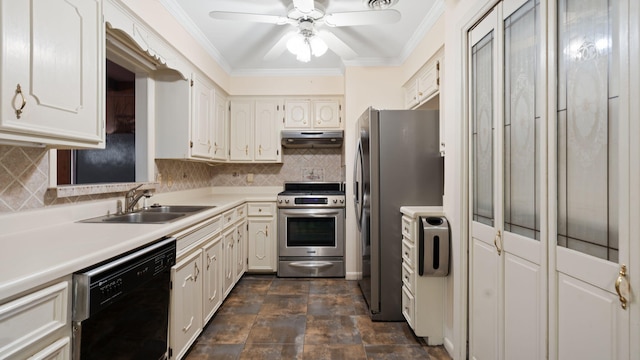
277 182 345 277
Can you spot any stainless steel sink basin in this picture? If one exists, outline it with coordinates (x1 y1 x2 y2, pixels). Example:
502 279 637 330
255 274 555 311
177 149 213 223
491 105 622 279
79 205 215 224
144 205 215 213
101 212 186 223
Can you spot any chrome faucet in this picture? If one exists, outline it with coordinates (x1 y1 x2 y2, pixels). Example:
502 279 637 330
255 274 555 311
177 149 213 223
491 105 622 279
125 184 152 213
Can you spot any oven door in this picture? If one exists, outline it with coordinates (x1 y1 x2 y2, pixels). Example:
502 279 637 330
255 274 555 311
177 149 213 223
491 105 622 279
278 207 345 257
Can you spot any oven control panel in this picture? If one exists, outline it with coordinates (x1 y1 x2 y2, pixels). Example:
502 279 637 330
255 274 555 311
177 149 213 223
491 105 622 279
277 195 346 208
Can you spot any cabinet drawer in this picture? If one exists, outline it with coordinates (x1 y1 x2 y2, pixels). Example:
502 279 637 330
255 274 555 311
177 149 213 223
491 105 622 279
222 209 236 227
402 285 415 328
248 203 275 216
402 261 415 293
402 238 414 267
0 282 69 358
402 215 414 241
236 204 247 219
175 215 222 254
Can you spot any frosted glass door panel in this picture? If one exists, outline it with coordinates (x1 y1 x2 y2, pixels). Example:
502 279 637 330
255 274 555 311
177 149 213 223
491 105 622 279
504 0 541 240
472 32 495 227
557 0 619 261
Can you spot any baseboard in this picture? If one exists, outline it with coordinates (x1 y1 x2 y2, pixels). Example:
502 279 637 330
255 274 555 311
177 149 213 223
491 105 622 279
345 271 361 280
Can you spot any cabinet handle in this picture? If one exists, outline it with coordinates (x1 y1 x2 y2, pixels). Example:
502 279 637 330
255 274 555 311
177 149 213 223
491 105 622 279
182 316 194 332
615 264 629 309
14 84 26 119
265 225 269 237
494 230 503 256
259 145 262 155
245 145 248 155
194 262 200 281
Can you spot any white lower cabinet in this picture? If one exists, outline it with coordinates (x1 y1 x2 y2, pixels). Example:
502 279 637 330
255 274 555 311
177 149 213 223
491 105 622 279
222 227 236 298
202 236 223 324
399 209 445 346
235 221 247 282
170 249 203 360
247 202 277 272
0 279 71 360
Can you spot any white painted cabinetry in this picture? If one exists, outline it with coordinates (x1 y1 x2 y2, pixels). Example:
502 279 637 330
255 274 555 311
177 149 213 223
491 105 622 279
229 98 281 162
0 0 104 148
170 213 228 360
400 209 445 346
170 249 203 360
247 202 277 272
0 279 71 359
283 98 342 129
156 71 228 162
190 74 214 159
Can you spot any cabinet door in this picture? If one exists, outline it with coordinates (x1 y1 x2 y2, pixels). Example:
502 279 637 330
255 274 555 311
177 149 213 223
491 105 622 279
284 99 310 128
229 99 253 161
170 250 203 360
254 100 281 161
0 0 103 147
202 237 222 323
235 221 247 281
248 217 276 272
222 228 236 297
190 74 214 159
312 99 341 129
404 79 419 109
417 59 439 103
212 92 228 161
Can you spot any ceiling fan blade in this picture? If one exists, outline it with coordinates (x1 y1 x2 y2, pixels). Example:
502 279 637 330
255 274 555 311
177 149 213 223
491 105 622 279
317 31 357 60
323 9 401 27
263 32 296 61
292 0 315 14
209 11 293 25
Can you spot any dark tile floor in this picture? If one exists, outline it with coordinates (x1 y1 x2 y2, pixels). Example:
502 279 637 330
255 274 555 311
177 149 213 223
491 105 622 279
184 274 452 360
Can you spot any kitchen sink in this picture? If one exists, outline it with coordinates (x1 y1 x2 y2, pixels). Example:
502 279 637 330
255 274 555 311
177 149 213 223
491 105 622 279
144 205 215 213
100 212 186 223
79 205 215 224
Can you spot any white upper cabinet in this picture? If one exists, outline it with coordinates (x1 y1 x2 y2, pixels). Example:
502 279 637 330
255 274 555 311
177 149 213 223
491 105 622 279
156 71 229 162
229 98 281 162
190 74 215 159
404 48 442 109
0 0 104 148
212 92 228 161
283 98 342 129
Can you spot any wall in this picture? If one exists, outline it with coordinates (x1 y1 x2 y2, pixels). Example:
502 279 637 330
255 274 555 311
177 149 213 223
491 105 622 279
343 66 405 280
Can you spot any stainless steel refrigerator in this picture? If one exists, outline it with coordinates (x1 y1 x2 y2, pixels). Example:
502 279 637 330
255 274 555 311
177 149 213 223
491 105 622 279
354 107 443 321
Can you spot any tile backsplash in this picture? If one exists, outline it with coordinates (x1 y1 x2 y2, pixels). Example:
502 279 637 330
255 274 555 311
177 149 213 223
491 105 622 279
0 145 343 213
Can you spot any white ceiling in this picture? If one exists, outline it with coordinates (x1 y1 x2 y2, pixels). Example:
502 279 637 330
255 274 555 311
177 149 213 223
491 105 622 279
159 0 444 76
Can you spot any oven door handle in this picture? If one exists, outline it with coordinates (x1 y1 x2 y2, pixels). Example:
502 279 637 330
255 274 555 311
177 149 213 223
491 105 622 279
288 261 334 269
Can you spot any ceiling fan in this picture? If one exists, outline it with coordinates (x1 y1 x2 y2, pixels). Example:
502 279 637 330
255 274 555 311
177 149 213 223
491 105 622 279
209 0 401 62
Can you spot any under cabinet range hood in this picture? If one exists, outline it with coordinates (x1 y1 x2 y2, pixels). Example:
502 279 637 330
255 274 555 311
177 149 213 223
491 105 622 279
281 130 344 148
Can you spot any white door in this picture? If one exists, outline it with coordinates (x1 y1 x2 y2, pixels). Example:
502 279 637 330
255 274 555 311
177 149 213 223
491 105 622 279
468 1 546 359
550 0 634 358
203 237 222 324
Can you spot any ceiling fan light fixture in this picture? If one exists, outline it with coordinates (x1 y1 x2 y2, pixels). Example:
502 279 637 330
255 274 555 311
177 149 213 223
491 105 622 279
296 39 312 62
363 0 399 10
309 36 328 57
287 33 306 55
286 30 328 62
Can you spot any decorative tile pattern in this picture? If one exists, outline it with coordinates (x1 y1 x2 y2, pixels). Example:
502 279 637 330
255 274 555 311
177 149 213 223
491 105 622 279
0 146 343 213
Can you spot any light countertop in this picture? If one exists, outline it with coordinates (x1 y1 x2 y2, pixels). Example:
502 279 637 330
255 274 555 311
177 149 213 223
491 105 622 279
0 186 280 302
400 206 444 218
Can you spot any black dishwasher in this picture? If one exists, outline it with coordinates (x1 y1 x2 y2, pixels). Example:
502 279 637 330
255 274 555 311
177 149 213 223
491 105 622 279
72 237 176 360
